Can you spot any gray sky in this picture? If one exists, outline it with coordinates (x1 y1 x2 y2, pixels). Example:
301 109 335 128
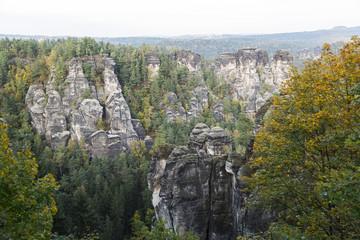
1 0 359 37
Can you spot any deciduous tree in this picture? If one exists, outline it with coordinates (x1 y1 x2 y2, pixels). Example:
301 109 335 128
246 37 360 239
0 122 58 239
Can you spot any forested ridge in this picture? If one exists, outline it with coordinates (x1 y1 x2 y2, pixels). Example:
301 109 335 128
0 36 359 239
0 37 251 239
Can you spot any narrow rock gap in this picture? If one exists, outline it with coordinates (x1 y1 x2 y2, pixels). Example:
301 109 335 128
206 158 215 240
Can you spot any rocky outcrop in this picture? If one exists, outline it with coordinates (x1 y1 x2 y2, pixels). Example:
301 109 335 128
188 86 209 119
26 56 144 158
169 50 202 72
215 48 293 115
155 48 291 123
164 92 187 122
148 124 269 239
25 85 46 135
145 51 161 81
145 50 201 82
298 46 321 60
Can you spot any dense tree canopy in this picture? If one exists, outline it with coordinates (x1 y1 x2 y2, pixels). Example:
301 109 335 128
0 122 58 239
246 37 360 239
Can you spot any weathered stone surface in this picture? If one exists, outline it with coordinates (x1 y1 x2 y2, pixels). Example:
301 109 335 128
90 131 108 158
144 135 154 150
25 85 46 135
298 46 321 60
206 127 232 156
26 56 144 159
170 50 201 72
188 86 209 119
164 92 187 122
62 58 91 116
213 104 225 122
131 119 146 140
44 90 67 148
106 92 139 147
188 123 210 151
70 99 102 143
50 131 70 148
148 125 235 239
215 48 293 115
148 124 272 239
145 51 161 80
165 92 179 105
271 50 294 90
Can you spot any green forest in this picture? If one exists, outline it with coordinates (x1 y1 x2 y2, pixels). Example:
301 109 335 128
0 35 359 240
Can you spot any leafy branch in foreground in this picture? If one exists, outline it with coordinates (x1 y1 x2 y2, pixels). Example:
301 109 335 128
245 37 360 239
0 122 59 239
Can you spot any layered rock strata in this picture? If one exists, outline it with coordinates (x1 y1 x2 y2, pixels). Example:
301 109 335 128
215 49 293 115
26 56 152 158
147 48 292 123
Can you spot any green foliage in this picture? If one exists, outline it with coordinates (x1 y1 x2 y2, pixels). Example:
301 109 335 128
0 123 59 240
81 88 92 99
0 36 258 239
96 118 109 131
245 37 360 239
131 210 199 240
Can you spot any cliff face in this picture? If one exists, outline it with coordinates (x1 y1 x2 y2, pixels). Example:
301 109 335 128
215 49 293 115
148 123 271 239
26 56 152 158
147 48 292 123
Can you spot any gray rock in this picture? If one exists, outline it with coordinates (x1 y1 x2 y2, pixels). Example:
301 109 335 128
165 92 178 105
148 124 272 239
164 92 187 122
90 131 126 159
62 58 90 116
271 50 294 90
213 104 225 122
170 50 201 72
215 48 293 115
188 123 210 151
70 99 102 143
148 125 235 239
188 86 209 119
144 135 154 150
50 131 70 149
166 106 187 123
145 51 161 81
105 92 139 147
206 127 232 156
90 131 108 158
25 56 143 159
131 119 146 140
25 85 46 134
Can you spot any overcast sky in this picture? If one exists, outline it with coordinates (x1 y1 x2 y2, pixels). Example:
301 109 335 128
1 0 359 37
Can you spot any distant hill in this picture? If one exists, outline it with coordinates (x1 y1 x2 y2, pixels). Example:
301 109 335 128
1 26 359 58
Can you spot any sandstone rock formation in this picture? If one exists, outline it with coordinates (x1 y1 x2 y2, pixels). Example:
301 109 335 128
26 56 148 158
169 50 202 72
298 46 321 60
145 51 161 81
147 48 292 123
145 50 202 82
215 48 293 115
188 86 209 119
148 123 271 239
164 92 187 122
